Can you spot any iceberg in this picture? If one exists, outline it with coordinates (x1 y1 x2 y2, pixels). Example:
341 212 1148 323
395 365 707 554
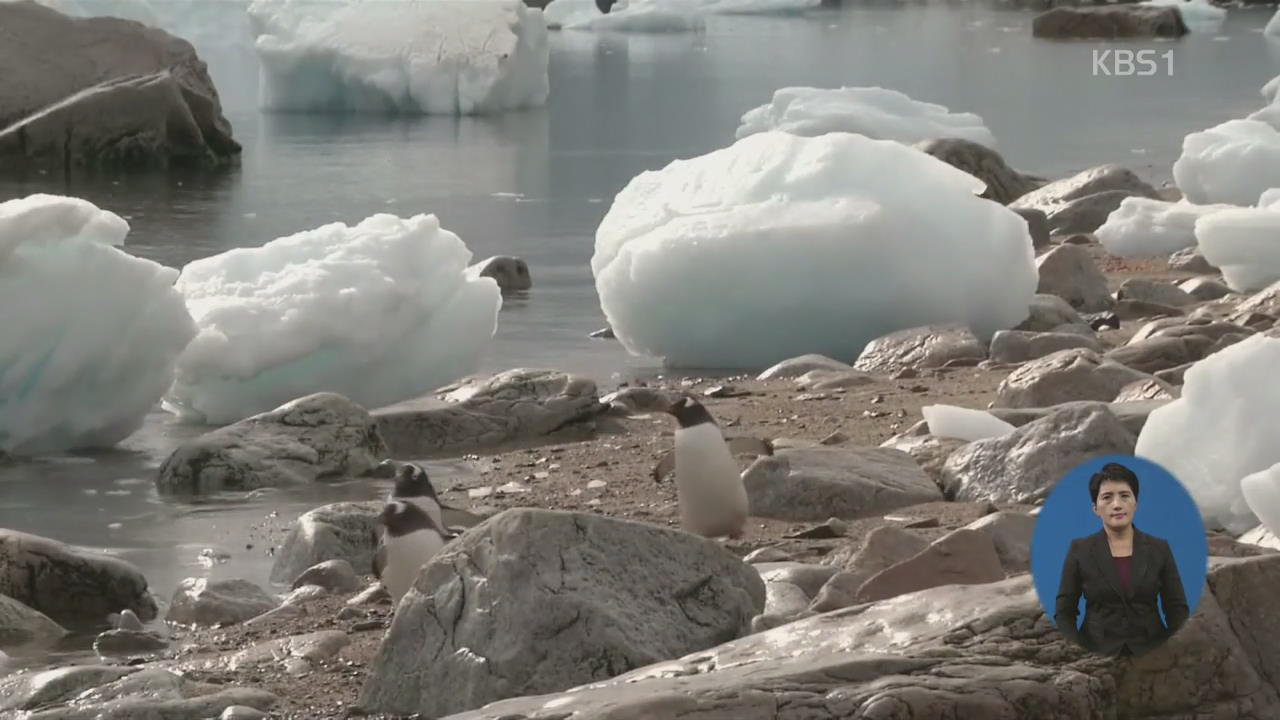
1173 120 1280 206
545 0 818 31
922 404 1015 442
248 0 550 115
1095 196 1233 258
1135 334 1280 535
591 131 1038 369
165 212 502 425
1194 205 1280 292
0 195 197 456
736 86 997 148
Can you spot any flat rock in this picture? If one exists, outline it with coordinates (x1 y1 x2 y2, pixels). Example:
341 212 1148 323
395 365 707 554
1129 318 1251 345
1016 293 1086 331
913 137 1043 205
853 325 986 374
1012 165 1161 232
1169 246 1217 273
0 529 157 627
942 403 1137 504
1032 4 1189 38
742 447 942 522
92 628 169 656
988 398 1168 436
156 392 388 494
854 528 1005 603
757 354 851 380
290 558 361 594
165 578 278 627
1232 280 1280 319
269 501 382 584
811 525 931 612
468 255 531 292
0 666 276 718
1034 244 1112 312
964 510 1037 573
0 594 66 651
228 630 350 671
357 508 766 718
988 329 1101 363
1118 278 1195 307
1105 335 1207 374
993 347 1153 408
373 369 606 458
1114 377 1180 401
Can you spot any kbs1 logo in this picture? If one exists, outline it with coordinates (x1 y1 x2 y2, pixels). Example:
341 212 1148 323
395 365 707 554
1092 49 1173 77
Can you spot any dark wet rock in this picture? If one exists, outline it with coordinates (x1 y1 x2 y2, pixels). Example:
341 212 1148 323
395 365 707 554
742 447 942 522
993 347 1153 408
963 510 1037 573
291 558 362 594
270 501 382 584
165 578 278 627
0 666 276 718
1016 293 1087 331
0 529 157 627
357 508 765 718
156 392 388 495
1034 244 1112 312
469 255 531 292
913 137 1043 205
1032 5 1189 38
988 329 1100 364
0 594 66 651
757 354 852 380
373 369 606 458
853 325 986 374
1169 246 1217 274
92 628 168 656
855 528 1005 603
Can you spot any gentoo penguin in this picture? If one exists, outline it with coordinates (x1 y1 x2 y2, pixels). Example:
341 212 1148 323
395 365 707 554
372 500 447 604
660 396 749 539
390 463 447 534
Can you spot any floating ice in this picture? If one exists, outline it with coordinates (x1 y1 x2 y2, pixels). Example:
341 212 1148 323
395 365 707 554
735 86 997 148
248 0 550 115
1173 120 1280 206
0 195 197 455
165 212 502 425
1242 463 1280 540
1194 205 1280 292
591 131 1038 369
1095 197 1233 258
922 404 1015 442
546 0 818 31
1140 0 1225 27
1135 334 1280 535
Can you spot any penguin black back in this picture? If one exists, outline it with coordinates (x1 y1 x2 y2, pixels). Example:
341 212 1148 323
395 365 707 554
393 463 439 503
380 500 441 538
668 396 717 429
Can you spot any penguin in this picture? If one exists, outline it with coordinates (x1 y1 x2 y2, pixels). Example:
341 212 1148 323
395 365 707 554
659 396 749 540
390 462 447 534
372 500 447 604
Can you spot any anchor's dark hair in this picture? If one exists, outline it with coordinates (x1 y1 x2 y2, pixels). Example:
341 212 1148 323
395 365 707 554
1089 462 1139 504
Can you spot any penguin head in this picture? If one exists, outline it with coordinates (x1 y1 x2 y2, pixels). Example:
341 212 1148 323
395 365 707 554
393 463 439 503
666 395 717 429
379 500 443 539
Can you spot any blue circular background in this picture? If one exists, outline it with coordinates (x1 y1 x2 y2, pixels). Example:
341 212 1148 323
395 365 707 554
1030 454 1209 628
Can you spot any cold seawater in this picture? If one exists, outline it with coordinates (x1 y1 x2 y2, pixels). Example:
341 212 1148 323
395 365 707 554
1 2 1279 629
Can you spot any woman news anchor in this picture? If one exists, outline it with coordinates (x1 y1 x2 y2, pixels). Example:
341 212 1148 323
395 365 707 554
1055 462 1190 656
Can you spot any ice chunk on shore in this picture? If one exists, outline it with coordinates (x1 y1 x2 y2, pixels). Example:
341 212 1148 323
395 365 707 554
1173 120 1280 206
165 212 502 425
1194 206 1280 292
0 195 196 455
1136 334 1280 535
1242 463 1280 541
1095 196 1232 258
1266 6 1280 38
546 0 817 31
736 86 997 148
591 131 1037 369
923 404 1015 442
1141 0 1224 27
248 0 549 115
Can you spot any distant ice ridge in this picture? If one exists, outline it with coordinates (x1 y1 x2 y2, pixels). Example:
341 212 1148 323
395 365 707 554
1193 196 1280 292
1173 120 1280 206
544 0 818 32
1136 334 1280 536
0 195 196 456
1095 197 1233 258
735 86 997 148
248 0 550 115
591 131 1037 369
165 213 502 425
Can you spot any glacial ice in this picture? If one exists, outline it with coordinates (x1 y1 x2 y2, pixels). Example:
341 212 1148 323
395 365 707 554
248 0 550 115
1242 463 1280 541
1266 6 1280 38
922 404 1015 442
1194 206 1280 292
1140 0 1225 27
1259 188 1280 209
1263 74 1280 104
1095 197 1232 258
1135 334 1280 535
0 195 197 455
545 0 819 31
1173 120 1280 206
735 86 997 148
591 131 1038 369
165 212 502 425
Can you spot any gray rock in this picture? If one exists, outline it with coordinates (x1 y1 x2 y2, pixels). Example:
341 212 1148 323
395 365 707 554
0 594 66 651
156 392 389 494
1155 362 1194 386
878 433 967 489
1169 246 1218 274
1016 293 1086 332
600 386 681 414
744 547 793 563
291 558 362 594
1114 299 1187 321
0 2 238 169
1128 317 1251 345
112 609 144 632
228 630 350 671
1232 279 1280 319
1051 322 1098 337
0 529 156 627
1118 278 1195 307
988 329 1100 364
793 369 879 390
1114 377 1180 402
1035 244 1112 312
855 528 1005 603
811 525 931 612
759 580 811 620
1032 4 1189 38
914 137 1043 205
1105 335 1207 374
988 398 1168 437
270 501 382 584
357 508 766 718
853 325 986 374
1012 165 1160 231
373 369 605 457
1047 190 1142 234
92 628 168 656
942 403 1136 504
282 584 329 606
469 255 531 292
1013 207 1052 247
347 582 392 607
165 578 278 627
742 447 942 522
754 563 839 599
0 666 276 718
964 511 1037 573
993 347 1153 408
757 354 852 380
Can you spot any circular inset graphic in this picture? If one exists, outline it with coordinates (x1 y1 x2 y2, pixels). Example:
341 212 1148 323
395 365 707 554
1030 455 1208 657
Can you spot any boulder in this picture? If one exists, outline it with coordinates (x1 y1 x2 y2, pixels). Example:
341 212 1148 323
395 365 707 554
269 501 382 584
0 1 238 168
290 558 362 594
993 347 1153 408
1046 189 1140 234
852 325 987 374
357 509 766 718
1013 207 1052 247
754 562 840 600
1169 246 1217 273
92 628 169 656
811 525 930 612
878 432 967 488
1113 298 1186 321
1179 277 1231 302
1232 280 1280 319
0 594 66 651
0 529 157 627
942 403 1136 504
373 369 606 457
1117 278 1195 307
1114 377 1180 402
1035 244 1112 312
963 510 1037 573
988 398 1168 437
1105 335 1207 374
165 578 278 627
988 329 1101 363
1015 293 1087 331
1032 5 1190 38
913 137 1043 205
757 353 852 380
854 528 1006 603
468 255 531 292
0 666 276 718
156 392 389 495
1011 165 1161 233
742 447 943 522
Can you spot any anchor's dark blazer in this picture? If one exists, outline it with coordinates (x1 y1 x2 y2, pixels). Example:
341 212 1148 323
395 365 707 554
1054 527 1190 656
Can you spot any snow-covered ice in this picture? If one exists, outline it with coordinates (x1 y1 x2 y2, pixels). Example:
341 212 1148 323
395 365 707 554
1266 6 1280 38
1140 0 1225 27
1135 334 1280 535
1194 206 1280 292
1242 463 1280 541
165 212 502 425
922 404 1015 442
1263 74 1280 104
545 0 818 31
0 195 196 456
1173 120 1280 206
591 131 1038 369
248 0 549 115
1095 197 1232 258
1258 188 1280 209
736 86 997 148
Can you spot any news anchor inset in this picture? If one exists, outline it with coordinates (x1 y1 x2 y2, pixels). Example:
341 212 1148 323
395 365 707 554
1030 456 1208 658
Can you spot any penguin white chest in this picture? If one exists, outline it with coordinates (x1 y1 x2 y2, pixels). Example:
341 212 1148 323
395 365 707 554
673 423 748 537
382 529 445 603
